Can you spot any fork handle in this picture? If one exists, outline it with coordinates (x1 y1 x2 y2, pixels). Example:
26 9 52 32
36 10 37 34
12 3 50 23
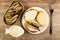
50 14 53 35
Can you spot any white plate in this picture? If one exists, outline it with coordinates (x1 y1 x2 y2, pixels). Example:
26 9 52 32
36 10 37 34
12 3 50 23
22 7 49 34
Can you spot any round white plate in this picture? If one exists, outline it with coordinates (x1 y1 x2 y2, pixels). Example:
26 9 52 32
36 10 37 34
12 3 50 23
22 7 49 34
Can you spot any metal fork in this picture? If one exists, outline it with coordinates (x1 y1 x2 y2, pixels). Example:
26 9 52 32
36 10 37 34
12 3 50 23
49 3 54 35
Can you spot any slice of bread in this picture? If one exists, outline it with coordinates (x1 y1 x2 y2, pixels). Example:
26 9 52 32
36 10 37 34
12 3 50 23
24 10 37 21
37 11 49 26
25 22 38 32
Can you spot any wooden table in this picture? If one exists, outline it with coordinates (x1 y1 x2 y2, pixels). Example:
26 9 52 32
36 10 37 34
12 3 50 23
0 0 60 40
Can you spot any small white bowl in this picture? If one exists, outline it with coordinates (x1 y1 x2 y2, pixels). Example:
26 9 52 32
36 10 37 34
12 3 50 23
5 25 24 37
22 7 49 34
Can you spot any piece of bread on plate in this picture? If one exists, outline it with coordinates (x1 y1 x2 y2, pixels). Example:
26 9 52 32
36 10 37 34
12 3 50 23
37 11 49 26
24 10 37 21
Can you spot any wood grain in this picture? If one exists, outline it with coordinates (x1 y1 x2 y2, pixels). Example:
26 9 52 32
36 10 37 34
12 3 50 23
0 0 60 40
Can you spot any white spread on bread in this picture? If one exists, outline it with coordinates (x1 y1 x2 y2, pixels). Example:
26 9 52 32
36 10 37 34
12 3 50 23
24 10 37 21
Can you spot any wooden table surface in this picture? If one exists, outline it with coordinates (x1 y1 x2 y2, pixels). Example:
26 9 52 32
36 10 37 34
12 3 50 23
0 0 60 40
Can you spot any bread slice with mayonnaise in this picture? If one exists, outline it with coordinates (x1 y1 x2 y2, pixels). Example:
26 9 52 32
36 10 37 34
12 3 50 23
24 10 37 21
